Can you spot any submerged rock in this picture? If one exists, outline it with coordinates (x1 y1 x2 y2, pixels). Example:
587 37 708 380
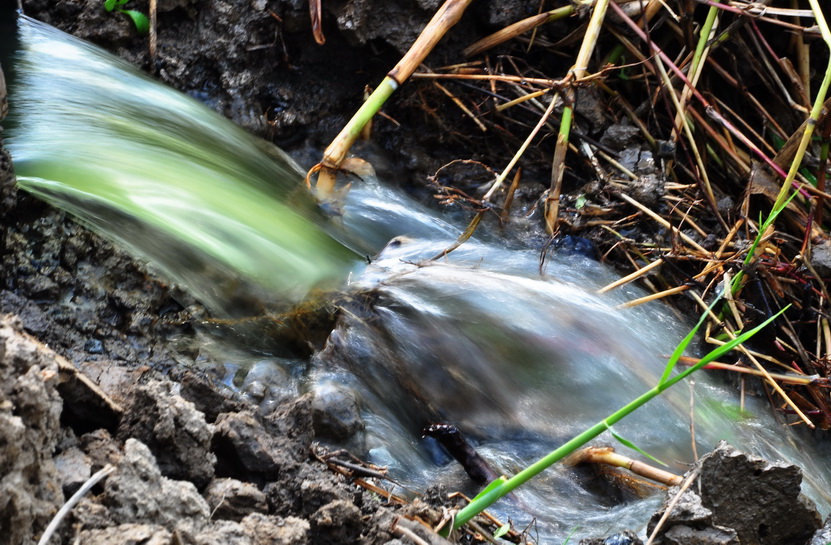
648 441 821 545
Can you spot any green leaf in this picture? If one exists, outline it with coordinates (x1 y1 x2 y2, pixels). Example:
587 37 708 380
659 293 721 386
608 426 668 466
575 195 587 209
118 9 150 34
493 523 510 539
103 0 117 12
470 476 507 503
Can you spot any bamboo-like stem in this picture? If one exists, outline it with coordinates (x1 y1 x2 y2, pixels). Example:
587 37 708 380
308 0 474 200
676 356 824 386
617 285 690 309
545 0 611 233
568 447 683 487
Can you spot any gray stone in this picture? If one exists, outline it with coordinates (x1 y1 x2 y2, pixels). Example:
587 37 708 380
311 383 364 441
810 239 831 278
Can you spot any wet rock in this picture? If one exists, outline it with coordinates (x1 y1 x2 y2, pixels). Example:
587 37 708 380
479 0 536 27
574 86 607 134
600 124 641 151
103 438 211 527
311 382 364 441
54 446 93 496
334 1 433 53
648 442 821 545
0 315 64 544
239 359 295 413
310 499 363 544
809 514 831 545
118 380 216 488
76 523 173 545
627 174 666 207
810 239 831 278
204 478 268 522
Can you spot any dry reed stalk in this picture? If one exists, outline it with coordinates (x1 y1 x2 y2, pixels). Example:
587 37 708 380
309 0 474 200
546 0 611 233
567 446 683 487
690 291 814 428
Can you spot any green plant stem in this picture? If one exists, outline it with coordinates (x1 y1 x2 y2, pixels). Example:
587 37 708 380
545 0 609 233
448 307 782 532
320 77 398 166
688 2 720 80
771 1 831 211
731 0 831 294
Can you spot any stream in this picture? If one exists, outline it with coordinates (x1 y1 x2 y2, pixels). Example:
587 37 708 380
5 15 831 542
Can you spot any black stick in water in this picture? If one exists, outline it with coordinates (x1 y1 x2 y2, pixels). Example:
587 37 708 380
423 424 499 484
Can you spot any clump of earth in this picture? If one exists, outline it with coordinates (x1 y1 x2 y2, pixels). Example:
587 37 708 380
2 0 831 544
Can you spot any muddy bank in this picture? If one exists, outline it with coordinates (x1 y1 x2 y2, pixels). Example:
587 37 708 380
0 315 452 545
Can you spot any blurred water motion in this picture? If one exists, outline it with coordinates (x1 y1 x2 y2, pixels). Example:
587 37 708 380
6 16 358 313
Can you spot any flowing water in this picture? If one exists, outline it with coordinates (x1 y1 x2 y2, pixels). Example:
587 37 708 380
5 15 831 542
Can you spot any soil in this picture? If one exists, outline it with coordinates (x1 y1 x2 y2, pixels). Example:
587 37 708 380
2 1 831 544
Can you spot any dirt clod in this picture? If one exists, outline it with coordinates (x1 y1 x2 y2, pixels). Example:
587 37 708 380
104 438 211 527
0 315 64 545
212 410 284 486
204 478 268 522
117 380 216 488
76 523 173 545
648 441 821 545
310 499 363 544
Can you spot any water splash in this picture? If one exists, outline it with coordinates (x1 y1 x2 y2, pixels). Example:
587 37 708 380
6 16 358 312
